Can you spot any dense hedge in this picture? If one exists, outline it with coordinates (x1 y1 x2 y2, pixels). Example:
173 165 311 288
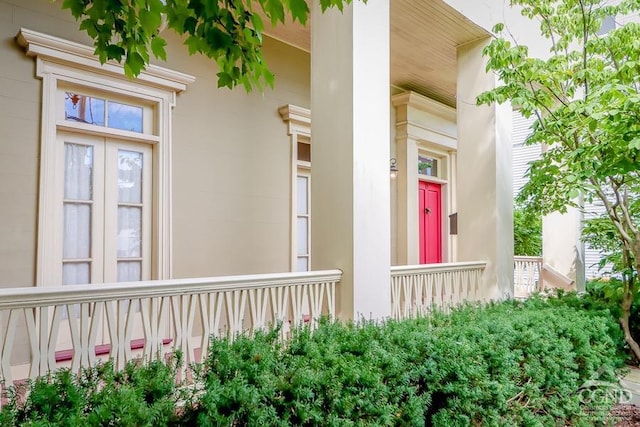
0 357 183 426
584 277 640 347
0 299 626 426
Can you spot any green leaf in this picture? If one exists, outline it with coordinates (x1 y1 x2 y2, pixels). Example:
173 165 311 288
139 9 162 35
79 18 99 38
264 0 286 24
105 44 125 61
250 13 265 35
124 52 146 78
289 0 310 24
217 71 233 89
61 0 86 18
567 188 580 200
150 36 167 61
183 16 197 34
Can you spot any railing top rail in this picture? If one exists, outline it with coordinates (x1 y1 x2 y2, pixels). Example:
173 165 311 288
0 269 343 310
391 261 486 275
514 256 543 262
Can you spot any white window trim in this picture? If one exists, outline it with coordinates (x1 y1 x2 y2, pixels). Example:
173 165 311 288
17 28 195 286
279 104 312 272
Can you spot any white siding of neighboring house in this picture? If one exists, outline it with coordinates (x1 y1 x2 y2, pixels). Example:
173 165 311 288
583 199 609 279
512 112 539 198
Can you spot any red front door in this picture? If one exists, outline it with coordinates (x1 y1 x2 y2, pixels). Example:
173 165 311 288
419 181 442 264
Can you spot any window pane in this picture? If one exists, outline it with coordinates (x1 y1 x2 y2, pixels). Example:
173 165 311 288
297 176 308 214
63 203 91 259
64 143 93 200
296 257 309 272
108 101 143 133
118 206 142 258
65 93 105 126
297 217 308 256
418 156 438 177
118 150 143 203
63 262 90 285
118 261 141 282
297 142 311 162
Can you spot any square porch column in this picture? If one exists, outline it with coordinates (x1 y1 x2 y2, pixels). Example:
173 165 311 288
456 38 514 300
310 0 391 320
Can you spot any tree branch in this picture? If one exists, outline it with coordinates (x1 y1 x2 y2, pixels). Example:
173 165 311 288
591 178 634 244
612 178 640 237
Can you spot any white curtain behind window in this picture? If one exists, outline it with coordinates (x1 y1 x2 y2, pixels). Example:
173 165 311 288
63 143 93 285
117 150 143 282
296 174 310 271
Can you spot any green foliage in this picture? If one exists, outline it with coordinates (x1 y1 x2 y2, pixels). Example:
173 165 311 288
584 277 640 347
182 301 623 426
514 204 542 256
1 302 624 426
0 357 184 426
477 0 640 360
583 214 638 277
534 287 628 351
477 0 640 214
478 0 640 216
57 0 364 91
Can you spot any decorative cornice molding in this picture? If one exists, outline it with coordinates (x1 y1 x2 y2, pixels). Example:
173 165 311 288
392 91 456 123
278 104 311 135
278 104 311 124
395 123 457 151
16 28 195 92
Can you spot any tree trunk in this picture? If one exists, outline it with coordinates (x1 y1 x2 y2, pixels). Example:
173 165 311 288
620 289 640 364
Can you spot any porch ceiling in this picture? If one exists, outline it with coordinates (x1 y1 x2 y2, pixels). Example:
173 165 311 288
263 0 489 107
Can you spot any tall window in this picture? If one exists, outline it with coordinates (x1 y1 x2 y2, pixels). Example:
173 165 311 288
296 139 311 271
19 28 194 286
279 105 312 272
58 89 154 286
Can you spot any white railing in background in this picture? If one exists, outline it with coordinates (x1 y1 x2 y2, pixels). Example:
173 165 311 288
0 270 340 395
390 262 486 320
514 256 543 298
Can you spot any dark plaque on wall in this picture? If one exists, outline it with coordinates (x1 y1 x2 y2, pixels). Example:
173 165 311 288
449 213 458 235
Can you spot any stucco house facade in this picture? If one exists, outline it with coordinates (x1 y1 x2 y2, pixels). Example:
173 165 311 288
0 0 548 386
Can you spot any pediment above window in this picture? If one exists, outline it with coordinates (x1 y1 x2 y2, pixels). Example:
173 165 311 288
16 28 195 93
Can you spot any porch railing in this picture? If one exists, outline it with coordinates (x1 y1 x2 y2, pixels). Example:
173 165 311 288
514 256 543 298
1 262 492 403
0 270 340 391
390 262 486 320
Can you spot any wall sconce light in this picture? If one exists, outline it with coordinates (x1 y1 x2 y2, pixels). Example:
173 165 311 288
390 158 399 179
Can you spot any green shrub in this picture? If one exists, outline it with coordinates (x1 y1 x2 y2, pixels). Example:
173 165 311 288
185 300 624 426
553 278 640 355
0 357 183 426
588 277 640 328
1 300 625 426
